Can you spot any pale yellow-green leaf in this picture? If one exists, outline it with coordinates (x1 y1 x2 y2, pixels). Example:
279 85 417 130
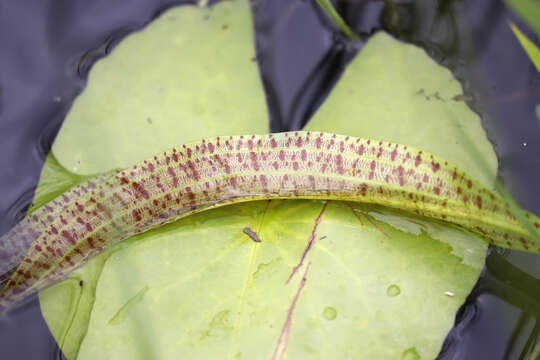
75 201 484 360
35 4 495 360
306 32 497 189
51 0 268 175
39 249 111 359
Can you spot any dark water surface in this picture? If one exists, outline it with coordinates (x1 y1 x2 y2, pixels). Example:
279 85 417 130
1 0 539 358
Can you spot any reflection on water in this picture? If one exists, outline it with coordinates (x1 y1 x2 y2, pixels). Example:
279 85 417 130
0 0 538 359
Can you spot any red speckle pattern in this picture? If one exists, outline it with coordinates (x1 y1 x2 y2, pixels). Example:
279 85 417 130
1 131 539 309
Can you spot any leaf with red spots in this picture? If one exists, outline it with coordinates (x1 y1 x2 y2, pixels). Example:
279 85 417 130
20 11 535 360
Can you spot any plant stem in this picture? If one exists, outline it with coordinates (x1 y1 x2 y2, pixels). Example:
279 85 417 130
315 0 359 40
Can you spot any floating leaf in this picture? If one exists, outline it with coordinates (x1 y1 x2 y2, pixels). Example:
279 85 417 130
51 0 268 175
36 4 496 359
73 201 485 360
306 32 498 189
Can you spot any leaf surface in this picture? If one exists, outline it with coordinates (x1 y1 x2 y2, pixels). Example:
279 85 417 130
36 3 496 359
509 21 540 72
306 32 497 188
51 0 268 175
504 0 540 38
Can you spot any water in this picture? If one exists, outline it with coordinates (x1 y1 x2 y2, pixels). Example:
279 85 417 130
0 0 539 358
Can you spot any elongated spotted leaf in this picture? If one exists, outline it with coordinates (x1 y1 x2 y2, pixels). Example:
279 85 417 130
1 131 539 310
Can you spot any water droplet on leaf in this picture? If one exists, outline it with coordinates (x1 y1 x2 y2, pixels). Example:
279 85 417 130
402 347 420 360
386 284 401 297
322 306 337 320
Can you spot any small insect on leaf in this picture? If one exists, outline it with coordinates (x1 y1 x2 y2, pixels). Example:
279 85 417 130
243 227 262 243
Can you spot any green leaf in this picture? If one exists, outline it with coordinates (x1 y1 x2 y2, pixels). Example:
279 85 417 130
314 0 359 40
75 201 485 360
51 0 268 175
27 154 117 215
39 248 111 359
35 4 496 360
509 21 540 72
504 0 540 38
306 32 498 189
40 1 268 358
